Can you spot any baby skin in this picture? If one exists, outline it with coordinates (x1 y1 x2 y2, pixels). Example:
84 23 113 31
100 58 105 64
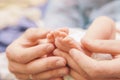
47 16 116 58
45 16 116 80
47 28 90 80
47 28 82 52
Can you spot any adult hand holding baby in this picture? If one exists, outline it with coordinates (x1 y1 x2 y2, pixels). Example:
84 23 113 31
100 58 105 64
54 16 120 80
6 28 69 80
6 16 120 80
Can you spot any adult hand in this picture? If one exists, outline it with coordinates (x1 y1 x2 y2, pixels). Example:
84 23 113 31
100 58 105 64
74 16 120 80
54 49 90 80
54 16 120 80
54 44 120 80
69 48 120 80
6 28 69 80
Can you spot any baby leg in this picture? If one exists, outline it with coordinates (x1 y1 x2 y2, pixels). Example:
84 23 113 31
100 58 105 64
83 16 116 40
82 16 116 59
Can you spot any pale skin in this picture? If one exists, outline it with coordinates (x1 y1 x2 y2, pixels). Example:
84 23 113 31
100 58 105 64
47 29 90 80
51 16 120 80
6 28 69 80
6 16 120 80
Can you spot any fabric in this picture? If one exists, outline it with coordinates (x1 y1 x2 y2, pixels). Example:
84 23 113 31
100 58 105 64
44 0 120 29
0 4 47 52
0 0 48 52
0 18 37 52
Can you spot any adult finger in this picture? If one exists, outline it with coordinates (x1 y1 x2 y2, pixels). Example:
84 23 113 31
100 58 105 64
81 39 120 55
70 69 87 80
32 67 69 80
69 49 120 79
14 71 65 80
53 49 89 79
8 57 66 74
50 77 63 80
21 28 50 42
53 49 81 72
14 73 29 80
6 43 55 63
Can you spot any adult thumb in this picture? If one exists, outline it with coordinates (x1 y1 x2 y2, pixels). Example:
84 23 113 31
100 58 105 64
69 49 97 76
69 49 120 79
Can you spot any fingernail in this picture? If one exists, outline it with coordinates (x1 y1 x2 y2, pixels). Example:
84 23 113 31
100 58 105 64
56 60 65 66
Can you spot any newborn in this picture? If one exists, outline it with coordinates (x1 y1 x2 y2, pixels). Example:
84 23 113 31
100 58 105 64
47 16 115 60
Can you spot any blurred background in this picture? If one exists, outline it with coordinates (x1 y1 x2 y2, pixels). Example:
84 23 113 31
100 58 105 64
0 0 120 53
0 0 47 52
0 0 120 80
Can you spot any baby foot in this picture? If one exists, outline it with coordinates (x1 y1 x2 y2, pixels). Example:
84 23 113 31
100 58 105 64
55 35 82 52
47 28 69 56
55 36 92 56
47 28 69 43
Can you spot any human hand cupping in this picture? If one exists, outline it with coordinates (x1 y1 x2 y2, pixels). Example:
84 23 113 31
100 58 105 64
6 28 69 80
6 16 119 80
54 16 120 80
